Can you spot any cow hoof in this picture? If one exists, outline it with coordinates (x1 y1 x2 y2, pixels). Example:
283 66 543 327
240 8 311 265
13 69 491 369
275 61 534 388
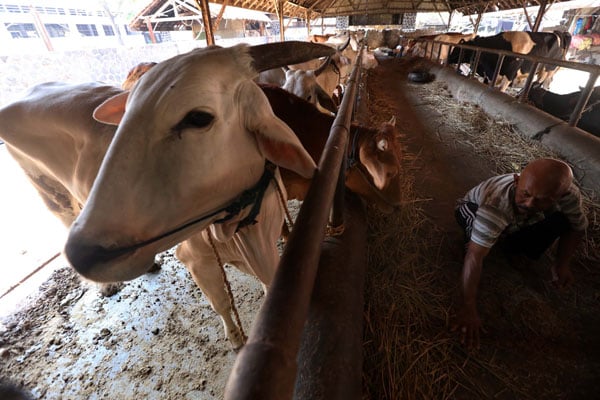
232 343 245 353
146 262 162 274
408 70 435 83
98 282 125 297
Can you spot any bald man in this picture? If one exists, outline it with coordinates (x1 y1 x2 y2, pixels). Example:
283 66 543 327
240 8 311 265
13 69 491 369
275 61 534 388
452 158 588 349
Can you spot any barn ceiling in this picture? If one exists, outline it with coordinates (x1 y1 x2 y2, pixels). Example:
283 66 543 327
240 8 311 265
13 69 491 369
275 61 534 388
131 0 571 31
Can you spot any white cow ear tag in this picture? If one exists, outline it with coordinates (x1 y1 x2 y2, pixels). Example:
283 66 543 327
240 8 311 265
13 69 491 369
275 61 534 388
93 91 129 125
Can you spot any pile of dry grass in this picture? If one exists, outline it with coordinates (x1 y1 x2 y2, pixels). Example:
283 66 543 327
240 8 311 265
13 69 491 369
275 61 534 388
360 163 543 399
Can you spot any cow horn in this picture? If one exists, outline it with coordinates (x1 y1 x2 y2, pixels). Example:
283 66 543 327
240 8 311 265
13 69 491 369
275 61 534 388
249 41 336 72
337 35 351 51
313 56 332 77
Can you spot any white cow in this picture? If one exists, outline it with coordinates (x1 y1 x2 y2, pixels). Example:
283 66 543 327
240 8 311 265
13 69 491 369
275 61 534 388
0 42 334 348
283 32 378 112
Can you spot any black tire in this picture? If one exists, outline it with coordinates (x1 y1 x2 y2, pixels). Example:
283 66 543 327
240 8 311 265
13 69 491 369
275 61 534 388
408 71 434 83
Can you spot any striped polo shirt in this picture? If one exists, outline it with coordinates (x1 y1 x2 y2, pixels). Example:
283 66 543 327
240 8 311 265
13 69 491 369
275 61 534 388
458 174 588 248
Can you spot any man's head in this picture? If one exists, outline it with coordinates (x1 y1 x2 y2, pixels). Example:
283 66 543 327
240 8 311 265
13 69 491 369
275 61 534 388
513 158 573 215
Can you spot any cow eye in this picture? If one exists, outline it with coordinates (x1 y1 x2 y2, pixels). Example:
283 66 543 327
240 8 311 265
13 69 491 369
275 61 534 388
173 110 214 132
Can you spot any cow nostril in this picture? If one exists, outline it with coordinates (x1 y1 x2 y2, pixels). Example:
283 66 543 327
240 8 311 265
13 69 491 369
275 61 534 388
64 236 123 277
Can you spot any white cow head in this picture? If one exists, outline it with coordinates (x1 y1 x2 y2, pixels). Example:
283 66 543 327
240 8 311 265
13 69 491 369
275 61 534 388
65 42 333 283
282 57 339 114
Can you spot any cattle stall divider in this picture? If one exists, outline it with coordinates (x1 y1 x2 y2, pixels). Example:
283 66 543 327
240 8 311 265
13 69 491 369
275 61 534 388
224 45 366 399
415 38 600 128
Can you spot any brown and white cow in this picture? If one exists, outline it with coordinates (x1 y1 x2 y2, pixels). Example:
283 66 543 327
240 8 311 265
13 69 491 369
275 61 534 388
407 33 477 64
0 42 334 349
448 31 572 92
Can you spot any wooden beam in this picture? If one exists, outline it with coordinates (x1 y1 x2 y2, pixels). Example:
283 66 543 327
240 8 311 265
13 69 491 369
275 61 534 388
146 20 157 43
213 0 230 29
522 1 534 30
30 6 54 51
532 0 548 32
273 0 285 41
195 0 215 45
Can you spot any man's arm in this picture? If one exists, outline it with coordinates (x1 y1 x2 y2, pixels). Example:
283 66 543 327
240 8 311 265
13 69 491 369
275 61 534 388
452 241 490 349
553 229 584 290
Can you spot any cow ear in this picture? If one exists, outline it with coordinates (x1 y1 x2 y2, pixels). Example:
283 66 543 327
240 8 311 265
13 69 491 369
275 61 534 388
359 146 389 190
239 82 316 179
93 91 129 125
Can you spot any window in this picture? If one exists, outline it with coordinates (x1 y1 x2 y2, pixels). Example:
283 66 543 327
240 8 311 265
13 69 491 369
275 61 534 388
45 23 69 38
123 24 137 35
76 24 98 37
6 23 38 38
102 25 115 36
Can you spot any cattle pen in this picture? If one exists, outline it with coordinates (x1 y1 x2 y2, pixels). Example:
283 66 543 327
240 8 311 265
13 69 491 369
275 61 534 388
412 36 600 129
2 34 600 400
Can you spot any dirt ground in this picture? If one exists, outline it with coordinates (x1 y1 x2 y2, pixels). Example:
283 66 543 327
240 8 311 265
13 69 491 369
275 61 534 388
1 55 599 399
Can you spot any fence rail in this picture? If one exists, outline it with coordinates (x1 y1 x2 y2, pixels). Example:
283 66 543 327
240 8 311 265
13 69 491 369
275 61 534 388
224 45 365 400
415 37 600 128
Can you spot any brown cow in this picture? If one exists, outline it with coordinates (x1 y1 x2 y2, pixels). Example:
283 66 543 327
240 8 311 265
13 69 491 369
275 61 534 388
308 33 336 43
260 84 403 212
121 62 157 90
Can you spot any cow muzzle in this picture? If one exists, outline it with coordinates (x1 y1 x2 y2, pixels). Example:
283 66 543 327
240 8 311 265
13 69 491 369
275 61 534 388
64 231 155 283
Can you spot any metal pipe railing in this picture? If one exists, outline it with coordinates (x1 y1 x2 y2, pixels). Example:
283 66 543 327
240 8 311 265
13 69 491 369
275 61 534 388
224 45 364 400
415 37 600 127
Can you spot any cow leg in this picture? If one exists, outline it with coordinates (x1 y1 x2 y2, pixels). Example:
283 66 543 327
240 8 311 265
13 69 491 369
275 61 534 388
176 233 245 349
498 76 511 92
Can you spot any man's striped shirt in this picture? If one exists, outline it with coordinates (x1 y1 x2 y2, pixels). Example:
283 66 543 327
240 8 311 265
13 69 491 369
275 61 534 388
458 174 588 248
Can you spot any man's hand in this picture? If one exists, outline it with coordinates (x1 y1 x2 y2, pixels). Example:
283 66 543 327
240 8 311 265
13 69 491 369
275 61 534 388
451 305 482 350
552 264 574 290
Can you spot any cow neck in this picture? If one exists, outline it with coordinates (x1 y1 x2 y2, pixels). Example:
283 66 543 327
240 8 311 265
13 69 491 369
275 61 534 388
215 161 276 231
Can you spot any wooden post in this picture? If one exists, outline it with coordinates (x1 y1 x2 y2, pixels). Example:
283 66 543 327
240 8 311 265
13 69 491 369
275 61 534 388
532 0 548 32
145 20 157 44
30 6 53 51
213 0 229 31
273 0 285 42
306 9 311 38
196 0 215 46
473 5 486 33
522 1 534 31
